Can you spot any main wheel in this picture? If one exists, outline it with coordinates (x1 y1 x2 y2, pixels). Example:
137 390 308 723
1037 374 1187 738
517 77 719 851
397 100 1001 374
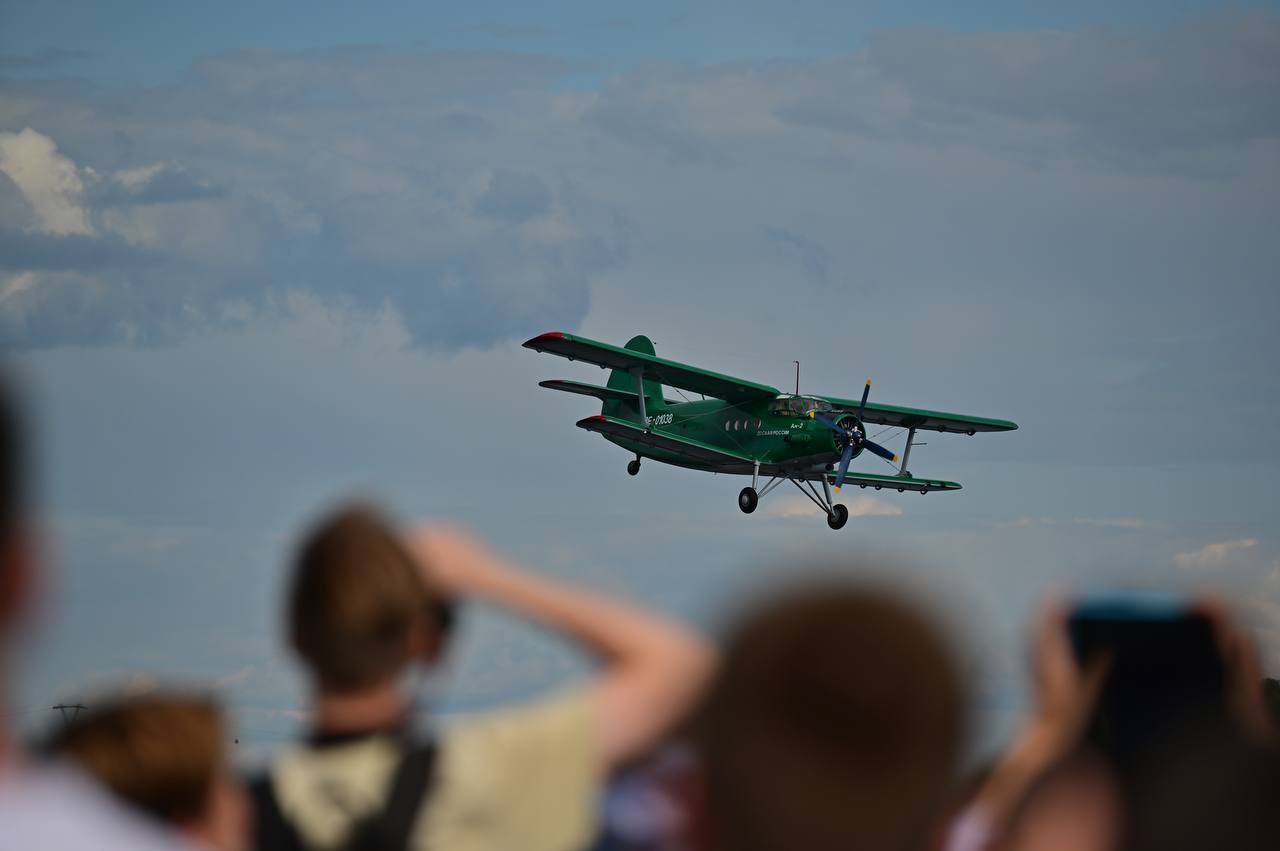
627 459 641 476
827 503 849 530
738 487 758 514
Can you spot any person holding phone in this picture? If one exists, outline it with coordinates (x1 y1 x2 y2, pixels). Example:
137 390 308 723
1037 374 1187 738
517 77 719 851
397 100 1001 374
945 594 1276 851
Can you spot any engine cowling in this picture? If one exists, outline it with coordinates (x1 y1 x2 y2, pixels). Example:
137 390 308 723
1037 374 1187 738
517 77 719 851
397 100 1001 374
831 414 866 458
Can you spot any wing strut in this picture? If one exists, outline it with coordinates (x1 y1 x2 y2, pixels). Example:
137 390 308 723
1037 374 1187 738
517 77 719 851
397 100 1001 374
631 367 647 430
898 427 917 477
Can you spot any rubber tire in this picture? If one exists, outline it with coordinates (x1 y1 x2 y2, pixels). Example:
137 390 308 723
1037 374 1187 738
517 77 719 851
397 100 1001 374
738 487 759 514
827 503 849 530
627 459 641 476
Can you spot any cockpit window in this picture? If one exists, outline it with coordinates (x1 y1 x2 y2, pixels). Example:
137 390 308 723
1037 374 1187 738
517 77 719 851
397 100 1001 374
771 395 833 417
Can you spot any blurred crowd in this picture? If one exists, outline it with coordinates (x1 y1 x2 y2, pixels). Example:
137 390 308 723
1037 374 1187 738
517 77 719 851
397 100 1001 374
0 372 1276 851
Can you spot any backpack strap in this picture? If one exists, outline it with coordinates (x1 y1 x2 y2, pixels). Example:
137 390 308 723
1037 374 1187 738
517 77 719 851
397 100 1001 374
374 741 438 848
249 772 308 851
343 740 438 851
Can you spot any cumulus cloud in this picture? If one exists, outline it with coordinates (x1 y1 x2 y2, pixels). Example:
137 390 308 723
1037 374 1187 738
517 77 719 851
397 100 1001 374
0 127 93 235
0 52 621 349
0 12 1274 352
1174 537 1259 570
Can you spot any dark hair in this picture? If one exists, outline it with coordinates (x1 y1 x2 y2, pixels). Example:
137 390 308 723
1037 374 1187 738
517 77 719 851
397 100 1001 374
696 582 965 851
289 504 448 692
0 371 23 546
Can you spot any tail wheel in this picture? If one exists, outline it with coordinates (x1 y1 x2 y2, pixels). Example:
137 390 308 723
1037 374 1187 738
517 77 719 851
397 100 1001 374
627 459 641 476
827 503 849 530
738 487 758 514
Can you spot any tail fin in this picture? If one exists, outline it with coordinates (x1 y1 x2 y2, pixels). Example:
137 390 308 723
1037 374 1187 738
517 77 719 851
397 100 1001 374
604 335 667 421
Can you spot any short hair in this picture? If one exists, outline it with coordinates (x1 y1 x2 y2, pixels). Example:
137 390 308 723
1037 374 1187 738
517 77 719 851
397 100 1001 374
45 694 224 824
0 370 24 546
288 504 443 692
695 582 966 851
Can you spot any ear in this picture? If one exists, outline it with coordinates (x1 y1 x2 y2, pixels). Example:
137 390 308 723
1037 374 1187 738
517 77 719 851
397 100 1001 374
407 615 444 667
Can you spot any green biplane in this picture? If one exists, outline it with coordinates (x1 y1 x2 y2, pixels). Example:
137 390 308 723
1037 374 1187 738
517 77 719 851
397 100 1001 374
525 332 1017 530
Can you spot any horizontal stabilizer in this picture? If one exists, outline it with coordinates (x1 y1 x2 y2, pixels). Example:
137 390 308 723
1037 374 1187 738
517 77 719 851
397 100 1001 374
539 380 679 407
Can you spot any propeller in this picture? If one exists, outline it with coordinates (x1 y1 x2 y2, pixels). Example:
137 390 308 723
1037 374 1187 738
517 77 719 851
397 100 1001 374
810 380 897 490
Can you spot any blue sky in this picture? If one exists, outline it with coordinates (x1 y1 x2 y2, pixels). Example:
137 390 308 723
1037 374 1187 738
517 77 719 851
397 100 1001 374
1 1 1278 756
3 0 1277 82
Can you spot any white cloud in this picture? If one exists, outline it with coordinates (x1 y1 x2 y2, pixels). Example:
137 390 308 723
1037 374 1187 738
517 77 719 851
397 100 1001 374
214 665 257 690
1174 537 1259 570
0 127 93 235
765 493 903 519
0 271 37 304
845 494 905 517
112 162 166 191
1071 517 1150 529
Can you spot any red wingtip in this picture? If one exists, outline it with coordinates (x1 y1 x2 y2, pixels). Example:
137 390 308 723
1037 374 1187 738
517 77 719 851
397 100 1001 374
523 331 566 348
585 415 606 422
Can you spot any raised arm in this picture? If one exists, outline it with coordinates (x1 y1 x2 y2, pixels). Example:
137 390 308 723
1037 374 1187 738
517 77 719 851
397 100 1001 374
949 601 1110 851
407 526 715 774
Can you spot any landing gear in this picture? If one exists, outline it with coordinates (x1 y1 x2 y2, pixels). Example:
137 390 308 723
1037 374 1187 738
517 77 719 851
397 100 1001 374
736 471 853 530
627 458 641 476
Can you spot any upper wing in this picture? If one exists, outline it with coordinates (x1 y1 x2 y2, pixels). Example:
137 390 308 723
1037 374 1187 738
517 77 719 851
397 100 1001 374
576 415 756 465
820 396 1018 433
525 332 779 404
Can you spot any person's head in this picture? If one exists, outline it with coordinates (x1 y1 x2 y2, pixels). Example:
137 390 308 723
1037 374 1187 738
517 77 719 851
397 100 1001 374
288 503 451 694
45 693 248 851
693 581 966 851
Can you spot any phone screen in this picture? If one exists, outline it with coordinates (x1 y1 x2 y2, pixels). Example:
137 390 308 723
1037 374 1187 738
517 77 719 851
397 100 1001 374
1068 596 1230 775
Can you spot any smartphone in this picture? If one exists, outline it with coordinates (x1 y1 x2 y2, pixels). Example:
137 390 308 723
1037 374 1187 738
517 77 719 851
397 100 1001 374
1068 594 1230 775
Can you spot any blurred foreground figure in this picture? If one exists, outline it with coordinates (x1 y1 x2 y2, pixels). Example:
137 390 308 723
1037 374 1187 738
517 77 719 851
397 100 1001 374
46 694 248 851
693 583 966 851
953 599 1278 851
253 507 713 851
0 375 180 850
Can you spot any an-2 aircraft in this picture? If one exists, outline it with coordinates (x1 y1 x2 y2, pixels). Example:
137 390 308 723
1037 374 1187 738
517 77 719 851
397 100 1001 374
525 332 1017 530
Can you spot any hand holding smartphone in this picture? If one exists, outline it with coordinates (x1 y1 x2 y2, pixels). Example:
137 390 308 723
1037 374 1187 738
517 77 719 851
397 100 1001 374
1068 593 1233 772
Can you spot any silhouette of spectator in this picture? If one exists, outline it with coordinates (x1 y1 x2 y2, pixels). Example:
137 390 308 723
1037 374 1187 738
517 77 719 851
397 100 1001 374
950 597 1276 851
690 581 966 851
252 506 713 851
0 372 182 850
45 693 248 851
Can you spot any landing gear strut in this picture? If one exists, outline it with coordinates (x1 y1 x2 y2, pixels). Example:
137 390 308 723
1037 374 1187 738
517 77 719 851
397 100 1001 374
733 469 850 530
627 458 641 476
